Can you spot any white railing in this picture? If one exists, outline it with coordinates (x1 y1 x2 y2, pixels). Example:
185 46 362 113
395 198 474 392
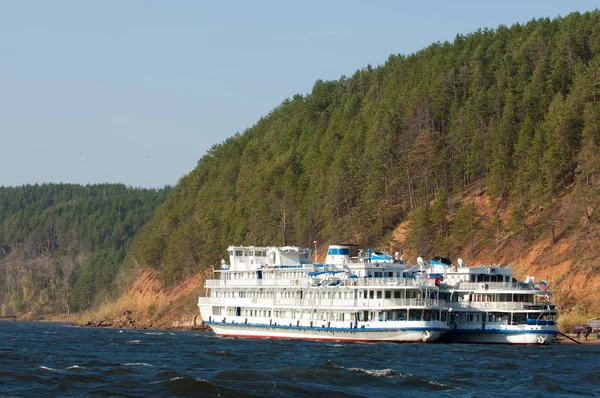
458 282 536 291
199 297 447 309
350 278 436 288
449 301 554 311
205 279 309 288
205 277 437 289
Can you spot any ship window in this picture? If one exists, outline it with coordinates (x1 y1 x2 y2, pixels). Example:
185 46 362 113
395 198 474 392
327 248 350 255
249 251 254 256
377 291 382 299
369 291 374 299
385 291 391 299
394 291 401 299
244 251 248 256
235 250 243 256
228 250 233 256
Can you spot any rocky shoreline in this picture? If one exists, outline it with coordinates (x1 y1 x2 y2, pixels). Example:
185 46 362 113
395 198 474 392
78 310 212 332
1 311 212 332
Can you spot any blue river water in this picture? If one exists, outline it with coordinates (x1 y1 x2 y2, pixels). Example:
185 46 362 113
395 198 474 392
1 321 599 397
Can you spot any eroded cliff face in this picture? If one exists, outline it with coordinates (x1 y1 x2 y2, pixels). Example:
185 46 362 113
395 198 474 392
81 268 208 330
393 186 600 316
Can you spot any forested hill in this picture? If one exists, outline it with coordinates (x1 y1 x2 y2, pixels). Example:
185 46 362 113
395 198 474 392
129 12 599 308
0 184 171 316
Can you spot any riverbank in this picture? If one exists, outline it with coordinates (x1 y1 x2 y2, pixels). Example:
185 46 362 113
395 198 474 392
0 313 80 324
0 312 211 332
554 333 600 344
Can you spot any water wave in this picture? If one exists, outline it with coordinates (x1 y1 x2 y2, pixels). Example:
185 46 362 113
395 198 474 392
39 366 60 372
490 361 520 370
150 376 185 384
347 367 398 378
156 376 249 396
401 375 457 390
126 339 142 344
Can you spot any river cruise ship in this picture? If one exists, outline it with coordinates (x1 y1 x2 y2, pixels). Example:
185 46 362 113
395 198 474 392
198 245 451 342
423 257 557 344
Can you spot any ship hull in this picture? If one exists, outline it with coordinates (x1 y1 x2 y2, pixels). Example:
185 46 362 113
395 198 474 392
443 326 557 344
205 322 447 343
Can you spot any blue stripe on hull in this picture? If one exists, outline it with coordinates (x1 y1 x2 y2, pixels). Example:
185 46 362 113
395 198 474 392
453 328 557 335
205 321 449 333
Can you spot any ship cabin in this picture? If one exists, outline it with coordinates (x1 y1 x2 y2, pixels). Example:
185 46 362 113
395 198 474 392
224 245 312 271
325 244 406 278
428 259 514 285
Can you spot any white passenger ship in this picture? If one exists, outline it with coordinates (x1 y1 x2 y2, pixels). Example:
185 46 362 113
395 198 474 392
198 245 451 342
423 257 557 344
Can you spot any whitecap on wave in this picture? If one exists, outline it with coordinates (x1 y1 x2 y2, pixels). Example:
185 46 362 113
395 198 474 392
347 367 397 378
123 362 155 367
39 366 60 372
149 376 186 385
426 380 455 389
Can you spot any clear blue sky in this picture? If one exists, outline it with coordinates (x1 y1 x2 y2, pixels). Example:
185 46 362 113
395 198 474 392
1 1 597 188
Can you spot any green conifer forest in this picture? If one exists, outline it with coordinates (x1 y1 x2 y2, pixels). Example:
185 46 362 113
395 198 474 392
0 184 171 315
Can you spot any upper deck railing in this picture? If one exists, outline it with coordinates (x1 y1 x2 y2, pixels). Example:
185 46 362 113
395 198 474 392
449 301 554 311
454 282 544 291
199 296 447 309
204 277 437 289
